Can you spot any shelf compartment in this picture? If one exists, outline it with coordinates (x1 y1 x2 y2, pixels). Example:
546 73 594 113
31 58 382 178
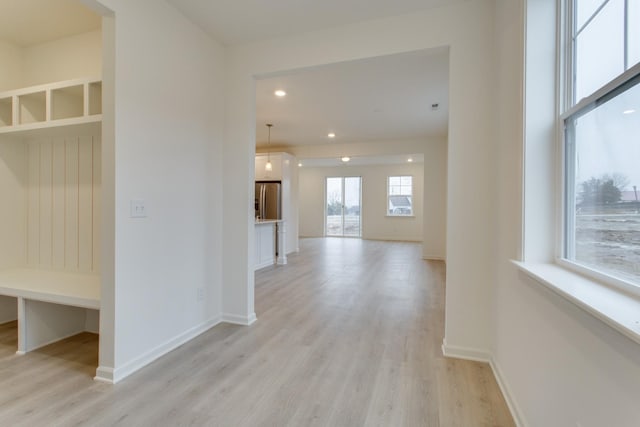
19 91 46 124
51 85 84 120
88 82 102 115
0 97 12 127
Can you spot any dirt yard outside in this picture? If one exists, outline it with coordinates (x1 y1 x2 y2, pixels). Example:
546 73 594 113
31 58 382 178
575 211 640 283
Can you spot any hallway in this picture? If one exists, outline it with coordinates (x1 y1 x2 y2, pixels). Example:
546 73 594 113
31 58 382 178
0 238 513 426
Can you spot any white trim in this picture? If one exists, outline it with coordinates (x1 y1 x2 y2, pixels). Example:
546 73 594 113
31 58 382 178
0 77 102 98
422 255 445 261
222 312 257 326
513 260 640 345
95 316 222 384
556 258 640 297
254 260 275 270
441 339 491 363
561 62 640 119
94 366 114 383
442 340 528 427
489 358 528 427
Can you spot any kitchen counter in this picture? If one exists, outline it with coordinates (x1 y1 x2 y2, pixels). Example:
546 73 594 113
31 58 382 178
254 220 287 270
255 219 282 225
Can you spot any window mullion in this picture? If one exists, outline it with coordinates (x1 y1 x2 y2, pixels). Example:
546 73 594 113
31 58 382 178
624 0 629 70
575 0 611 37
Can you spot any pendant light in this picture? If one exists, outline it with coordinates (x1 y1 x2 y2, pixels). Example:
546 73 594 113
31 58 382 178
265 123 273 171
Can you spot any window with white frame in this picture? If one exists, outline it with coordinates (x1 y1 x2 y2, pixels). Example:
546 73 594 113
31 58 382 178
388 176 413 216
562 0 640 287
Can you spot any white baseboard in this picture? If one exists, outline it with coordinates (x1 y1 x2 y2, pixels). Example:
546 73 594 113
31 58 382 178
489 358 527 427
254 260 275 271
222 312 257 326
423 255 446 261
442 339 526 427
95 316 222 384
94 366 114 383
441 339 491 362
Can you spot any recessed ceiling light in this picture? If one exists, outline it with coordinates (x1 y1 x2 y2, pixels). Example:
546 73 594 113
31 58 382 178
407 158 413 162
274 90 286 97
341 156 350 163
623 109 636 114
328 133 336 138
298 162 302 167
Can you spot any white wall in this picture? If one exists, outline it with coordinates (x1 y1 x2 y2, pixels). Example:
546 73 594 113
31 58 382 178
93 0 225 382
422 139 447 260
0 30 101 91
21 30 102 86
225 1 496 348
0 139 26 269
491 0 640 426
267 138 447 258
299 163 424 242
0 41 23 91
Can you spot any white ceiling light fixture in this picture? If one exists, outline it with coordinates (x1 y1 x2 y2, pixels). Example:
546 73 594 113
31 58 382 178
298 162 303 167
341 156 351 163
274 89 286 97
407 157 413 162
623 109 636 114
328 132 336 138
265 123 273 171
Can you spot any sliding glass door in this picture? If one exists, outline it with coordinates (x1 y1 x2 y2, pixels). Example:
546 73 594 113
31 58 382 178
326 176 361 237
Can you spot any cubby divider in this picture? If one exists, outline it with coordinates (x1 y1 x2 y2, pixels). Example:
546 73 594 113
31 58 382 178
0 78 102 136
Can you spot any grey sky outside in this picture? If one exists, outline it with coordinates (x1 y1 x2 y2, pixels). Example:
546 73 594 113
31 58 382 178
574 0 640 191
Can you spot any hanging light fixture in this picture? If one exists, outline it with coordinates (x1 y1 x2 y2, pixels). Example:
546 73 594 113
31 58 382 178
265 123 273 171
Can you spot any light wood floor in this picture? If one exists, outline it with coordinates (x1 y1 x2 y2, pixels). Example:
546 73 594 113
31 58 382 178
0 238 514 426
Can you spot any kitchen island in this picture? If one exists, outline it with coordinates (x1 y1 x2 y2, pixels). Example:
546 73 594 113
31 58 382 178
255 220 287 270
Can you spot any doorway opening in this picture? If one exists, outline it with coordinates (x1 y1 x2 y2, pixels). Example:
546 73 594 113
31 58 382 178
325 176 362 237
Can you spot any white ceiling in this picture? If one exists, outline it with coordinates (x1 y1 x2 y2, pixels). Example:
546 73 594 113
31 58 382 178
256 48 449 148
166 0 463 46
299 154 424 168
0 0 101 47
2 0 449 164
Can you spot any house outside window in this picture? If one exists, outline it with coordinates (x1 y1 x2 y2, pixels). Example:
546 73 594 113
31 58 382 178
388 176 413 216
562 0 640 288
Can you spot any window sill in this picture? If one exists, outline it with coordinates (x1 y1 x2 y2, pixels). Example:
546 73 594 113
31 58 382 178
385 215 415 218
512 260 640 345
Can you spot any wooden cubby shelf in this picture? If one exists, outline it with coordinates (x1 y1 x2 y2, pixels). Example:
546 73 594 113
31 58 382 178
0 77 102 137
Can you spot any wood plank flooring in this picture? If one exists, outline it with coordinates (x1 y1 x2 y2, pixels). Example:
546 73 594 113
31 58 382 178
0 238 514 426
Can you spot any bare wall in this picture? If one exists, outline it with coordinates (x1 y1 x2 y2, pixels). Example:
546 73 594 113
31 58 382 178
94 0 225 382
299 163 424 242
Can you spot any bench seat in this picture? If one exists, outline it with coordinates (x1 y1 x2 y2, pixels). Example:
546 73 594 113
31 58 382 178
0 268 100 310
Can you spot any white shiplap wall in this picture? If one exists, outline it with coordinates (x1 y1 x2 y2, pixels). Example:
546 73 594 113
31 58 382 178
26 136 100 273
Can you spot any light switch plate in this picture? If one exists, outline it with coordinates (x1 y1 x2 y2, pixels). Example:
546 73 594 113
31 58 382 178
130 199 147 218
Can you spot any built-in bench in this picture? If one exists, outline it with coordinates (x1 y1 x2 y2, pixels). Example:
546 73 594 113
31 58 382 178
0 269 100 354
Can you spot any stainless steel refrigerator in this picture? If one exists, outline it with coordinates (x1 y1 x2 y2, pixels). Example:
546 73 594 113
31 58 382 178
255 181 281 220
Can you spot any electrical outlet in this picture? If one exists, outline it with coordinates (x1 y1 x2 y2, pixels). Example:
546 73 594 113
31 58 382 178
130 199 147 218
197 287 205 301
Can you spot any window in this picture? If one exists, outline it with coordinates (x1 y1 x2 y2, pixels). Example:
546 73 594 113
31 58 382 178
571 0 640 103
562 0 640 288
388 176 413 216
